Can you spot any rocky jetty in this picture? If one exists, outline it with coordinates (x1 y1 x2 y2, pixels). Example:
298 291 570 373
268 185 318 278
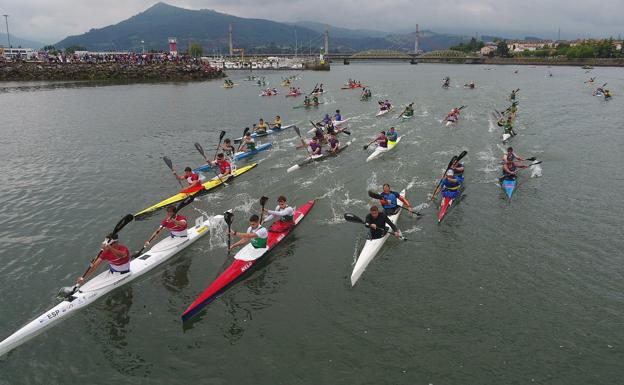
0 62 225 82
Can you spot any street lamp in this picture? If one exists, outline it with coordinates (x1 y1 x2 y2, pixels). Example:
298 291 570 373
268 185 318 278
3 15 10 48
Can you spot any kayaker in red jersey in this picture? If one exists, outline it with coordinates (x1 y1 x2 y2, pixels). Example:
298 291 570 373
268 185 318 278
262 196 295 232
77 233 131 284
229 214 269 251
173 167 201 189
207 153 232 179
144 206 188 249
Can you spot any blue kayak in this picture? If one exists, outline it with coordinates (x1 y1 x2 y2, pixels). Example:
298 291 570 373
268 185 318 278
193 143 272 173
233 124 295 143
502 178 516 199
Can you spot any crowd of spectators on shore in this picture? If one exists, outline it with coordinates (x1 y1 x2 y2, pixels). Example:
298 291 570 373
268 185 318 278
2 51 220 73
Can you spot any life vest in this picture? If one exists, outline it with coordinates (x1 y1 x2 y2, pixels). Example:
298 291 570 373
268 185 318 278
380 191 400 210
249 226 268 248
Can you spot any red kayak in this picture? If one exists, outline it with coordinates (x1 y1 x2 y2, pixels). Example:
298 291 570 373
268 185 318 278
181 199 316 321
286 92 302 97
437 190 462 223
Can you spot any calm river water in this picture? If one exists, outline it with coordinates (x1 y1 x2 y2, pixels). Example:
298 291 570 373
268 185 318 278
0 63 623 385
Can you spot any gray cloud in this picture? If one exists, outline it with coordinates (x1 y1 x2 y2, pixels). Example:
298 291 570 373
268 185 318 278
1 0 623 44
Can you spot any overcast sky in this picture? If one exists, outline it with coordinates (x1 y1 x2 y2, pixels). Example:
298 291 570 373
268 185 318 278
1 0 623 44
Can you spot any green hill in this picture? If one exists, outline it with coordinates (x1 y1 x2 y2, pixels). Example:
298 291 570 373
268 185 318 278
56 2 472 54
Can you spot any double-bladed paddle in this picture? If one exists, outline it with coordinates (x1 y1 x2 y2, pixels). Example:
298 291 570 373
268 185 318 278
59 213 134 298
343 213 407 241
293 125 312 156
367 191 422 216
224 210 234 255
431 150 467 199
309 83 318 95
259 196 269 224
236 127 250 152
163 156 184 188
213 130 226 161
308 119 350 136
131 196 195 260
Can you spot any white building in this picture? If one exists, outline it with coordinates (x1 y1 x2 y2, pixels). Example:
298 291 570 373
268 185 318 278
507 40 555 52
1 47 37 60
480 45 497 55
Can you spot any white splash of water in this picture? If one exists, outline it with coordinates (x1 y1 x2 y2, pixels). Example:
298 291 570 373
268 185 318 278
531 164 542 178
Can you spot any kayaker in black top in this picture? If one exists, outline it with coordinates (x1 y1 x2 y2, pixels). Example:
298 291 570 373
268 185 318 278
364 206 400 240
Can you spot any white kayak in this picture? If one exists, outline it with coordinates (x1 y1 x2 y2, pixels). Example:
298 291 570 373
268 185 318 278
306 118 351 133
350 189 406 286
376 107 393 117
0 215 221 357
286 140 353 173
366 136 402 162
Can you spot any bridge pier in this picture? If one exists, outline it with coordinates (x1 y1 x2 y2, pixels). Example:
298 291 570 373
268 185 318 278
343 58 350 65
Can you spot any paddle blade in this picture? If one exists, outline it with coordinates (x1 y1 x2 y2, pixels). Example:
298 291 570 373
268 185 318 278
260 196 269 207
194 142 206 158
293 125 302 138
367 190 383 200
175 196 195 213
286 165 299 173
342 130 351 135
344 213 365 224
163 156 174 171
242 127 250 136
219 130 226 141
527 157 536 161
456 150 468 162
446 156 458 170
223 211 234 226
113 214 134 235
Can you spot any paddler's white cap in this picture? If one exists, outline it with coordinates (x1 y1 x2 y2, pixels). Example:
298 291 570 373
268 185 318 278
446 170 454 176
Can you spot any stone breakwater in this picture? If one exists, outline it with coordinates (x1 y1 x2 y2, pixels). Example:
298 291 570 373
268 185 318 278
0 62 225 82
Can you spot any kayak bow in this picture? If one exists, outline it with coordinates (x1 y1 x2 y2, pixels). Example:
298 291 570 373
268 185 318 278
135 163 258 218
350 189 405 285
0 215 220 357
181 200 316 321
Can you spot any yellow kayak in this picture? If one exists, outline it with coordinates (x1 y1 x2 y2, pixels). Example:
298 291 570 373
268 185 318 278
135 163 258 218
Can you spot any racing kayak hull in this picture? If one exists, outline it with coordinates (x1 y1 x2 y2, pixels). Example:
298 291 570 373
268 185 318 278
293 103 323 109
502 178 516 199
233 124 295 143
193 144 272 172
438 188 463 223
350 189 405 286
135 163 258 218
286 140 352 172
306 118 351 134
0 216 219 357
366 136 402 162
181 200 316 321
376 107 392 117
